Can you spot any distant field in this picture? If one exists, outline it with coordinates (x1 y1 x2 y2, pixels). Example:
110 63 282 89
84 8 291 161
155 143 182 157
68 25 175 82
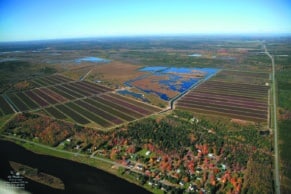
85 61 145 88
176 70 270 122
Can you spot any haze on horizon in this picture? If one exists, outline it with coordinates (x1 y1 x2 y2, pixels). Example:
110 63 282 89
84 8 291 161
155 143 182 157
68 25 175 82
0 0 291 42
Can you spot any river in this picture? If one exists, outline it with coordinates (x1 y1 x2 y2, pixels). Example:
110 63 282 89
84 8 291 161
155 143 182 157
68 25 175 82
0 140 150 194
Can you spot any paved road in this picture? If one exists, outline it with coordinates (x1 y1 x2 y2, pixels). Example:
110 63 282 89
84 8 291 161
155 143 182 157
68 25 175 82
264 44 280 194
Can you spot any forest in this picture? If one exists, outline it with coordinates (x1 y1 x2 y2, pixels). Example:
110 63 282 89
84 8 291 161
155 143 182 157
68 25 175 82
274 43 291 193
2 109 274 193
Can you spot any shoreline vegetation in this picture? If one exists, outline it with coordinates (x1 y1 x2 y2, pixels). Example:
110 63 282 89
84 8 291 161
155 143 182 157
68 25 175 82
1 136 154 193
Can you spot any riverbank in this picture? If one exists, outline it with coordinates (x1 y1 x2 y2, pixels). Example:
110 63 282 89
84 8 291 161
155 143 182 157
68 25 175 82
0 136 153 194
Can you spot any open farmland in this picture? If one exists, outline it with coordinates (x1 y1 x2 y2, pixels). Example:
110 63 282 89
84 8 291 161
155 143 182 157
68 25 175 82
3 74 162 129
5 75 112 111
85 61 145 88
45 93 162 128
176 70 270 122
30 74 73 87
0 95 15 115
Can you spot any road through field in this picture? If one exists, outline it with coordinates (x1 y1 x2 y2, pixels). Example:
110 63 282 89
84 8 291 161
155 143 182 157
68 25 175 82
171 69 221 109
265 44 280 194
80 69 93 81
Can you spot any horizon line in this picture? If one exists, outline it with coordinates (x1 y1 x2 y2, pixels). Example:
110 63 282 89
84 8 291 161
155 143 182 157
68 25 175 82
1 32 291 43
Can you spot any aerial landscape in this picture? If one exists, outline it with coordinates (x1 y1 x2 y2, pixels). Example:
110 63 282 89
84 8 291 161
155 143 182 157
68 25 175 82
0 0 290 194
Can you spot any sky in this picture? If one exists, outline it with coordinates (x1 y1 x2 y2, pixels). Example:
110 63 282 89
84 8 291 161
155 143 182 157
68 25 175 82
0 0 291 42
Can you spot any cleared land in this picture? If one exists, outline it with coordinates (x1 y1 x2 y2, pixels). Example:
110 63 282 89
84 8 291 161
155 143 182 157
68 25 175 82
176 70 270 122
85 61 145 88
0 95 14 114
47 92 161 128
3 74 162 128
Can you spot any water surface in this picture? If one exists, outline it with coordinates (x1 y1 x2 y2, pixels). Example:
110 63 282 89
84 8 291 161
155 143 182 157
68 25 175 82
75 57 110 63
0 140 150 194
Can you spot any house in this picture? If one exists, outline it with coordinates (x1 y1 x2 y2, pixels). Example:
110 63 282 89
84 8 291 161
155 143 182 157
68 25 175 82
179 181 185 186
188 184 197 192
145 151 151 156
136 164 144 171
208 153 214 158
219 164 227 170
156 157 162 162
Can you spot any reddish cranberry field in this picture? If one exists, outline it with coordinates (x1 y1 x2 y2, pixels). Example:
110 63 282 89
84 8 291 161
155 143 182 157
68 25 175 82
2 75 162 128
176 70 270 122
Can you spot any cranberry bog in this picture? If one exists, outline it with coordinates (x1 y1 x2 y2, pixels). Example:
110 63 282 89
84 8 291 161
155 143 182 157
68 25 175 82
2 74 162 129
125 66 219 101
176 70 270 122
